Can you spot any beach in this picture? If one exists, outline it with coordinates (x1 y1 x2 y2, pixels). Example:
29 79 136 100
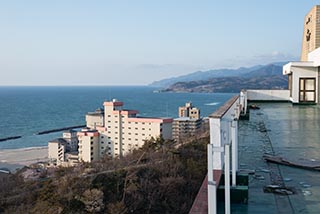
0 146 48 172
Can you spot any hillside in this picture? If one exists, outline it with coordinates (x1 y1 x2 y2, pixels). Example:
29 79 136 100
149 62 287 88
163 64 288 93
0 137 208 213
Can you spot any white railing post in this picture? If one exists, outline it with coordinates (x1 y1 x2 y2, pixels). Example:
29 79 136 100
208 144 225 214
224 143 231 214
231 119 238 187
207 144 216 214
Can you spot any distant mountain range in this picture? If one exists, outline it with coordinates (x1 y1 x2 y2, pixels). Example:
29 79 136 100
149 62 288 93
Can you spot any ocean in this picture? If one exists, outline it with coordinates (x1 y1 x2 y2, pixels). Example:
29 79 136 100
0 86 235 149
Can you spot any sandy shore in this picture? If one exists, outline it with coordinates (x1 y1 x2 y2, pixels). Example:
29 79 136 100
0 146 48 172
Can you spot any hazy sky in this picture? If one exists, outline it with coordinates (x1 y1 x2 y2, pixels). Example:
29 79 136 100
0 1 317 86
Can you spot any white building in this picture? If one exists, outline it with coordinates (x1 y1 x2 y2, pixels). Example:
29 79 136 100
86 108 104 129
62 129 78 151
49 99 173 164
102 100 173 157
48 138 67 164
78 129 100 162
48 129 79 166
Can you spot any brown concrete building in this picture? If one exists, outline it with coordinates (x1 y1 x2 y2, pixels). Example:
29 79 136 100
301 5 320 61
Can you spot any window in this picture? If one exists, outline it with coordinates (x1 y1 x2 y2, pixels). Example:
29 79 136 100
108 115 111 117
91 141 93 145
299 78 316 102
91 152 93 155
91 147 93 150
101 136 104 139
101 147 104 149
101 141 104 144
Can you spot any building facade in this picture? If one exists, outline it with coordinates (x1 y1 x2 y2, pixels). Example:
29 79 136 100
301 5 320 61
48 138 67 164
178 102 200 119
102 100 173 157
173 102 203 142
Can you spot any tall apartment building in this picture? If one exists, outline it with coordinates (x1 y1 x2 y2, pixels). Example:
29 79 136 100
80 100 173 159
179 102 200 119
301 5 320 61
102 100 173 157
173 102 203 142
49 99 173 164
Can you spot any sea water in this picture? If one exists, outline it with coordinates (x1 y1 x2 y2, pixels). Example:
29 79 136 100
0 86 235 149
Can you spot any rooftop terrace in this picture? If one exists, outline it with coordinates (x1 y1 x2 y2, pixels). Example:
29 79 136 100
234 102 320 213
190 96 320 213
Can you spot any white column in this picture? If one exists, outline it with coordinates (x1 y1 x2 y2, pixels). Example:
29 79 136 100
231 120 238 187
224 144 231 214
208 181 217 214
207 144 215 214
210 118 223 170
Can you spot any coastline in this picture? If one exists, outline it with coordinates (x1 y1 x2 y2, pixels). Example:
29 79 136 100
0 146 49 172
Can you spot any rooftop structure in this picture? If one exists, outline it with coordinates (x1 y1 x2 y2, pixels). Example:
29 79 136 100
86 108 104 129
284 5 320 104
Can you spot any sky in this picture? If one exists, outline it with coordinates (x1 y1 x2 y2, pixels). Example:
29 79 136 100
0 0 318 86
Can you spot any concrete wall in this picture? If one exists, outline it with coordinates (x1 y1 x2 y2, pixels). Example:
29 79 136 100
247 90 290 101
209 96 240 170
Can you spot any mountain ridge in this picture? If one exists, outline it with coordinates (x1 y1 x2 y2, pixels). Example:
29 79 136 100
149 62 288 88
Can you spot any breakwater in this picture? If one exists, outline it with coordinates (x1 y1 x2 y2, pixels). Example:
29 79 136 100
0 125 86 143
35 125 86 135
0 136 22 142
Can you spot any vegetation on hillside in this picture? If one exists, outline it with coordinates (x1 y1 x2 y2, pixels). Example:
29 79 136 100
0 136 208 214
